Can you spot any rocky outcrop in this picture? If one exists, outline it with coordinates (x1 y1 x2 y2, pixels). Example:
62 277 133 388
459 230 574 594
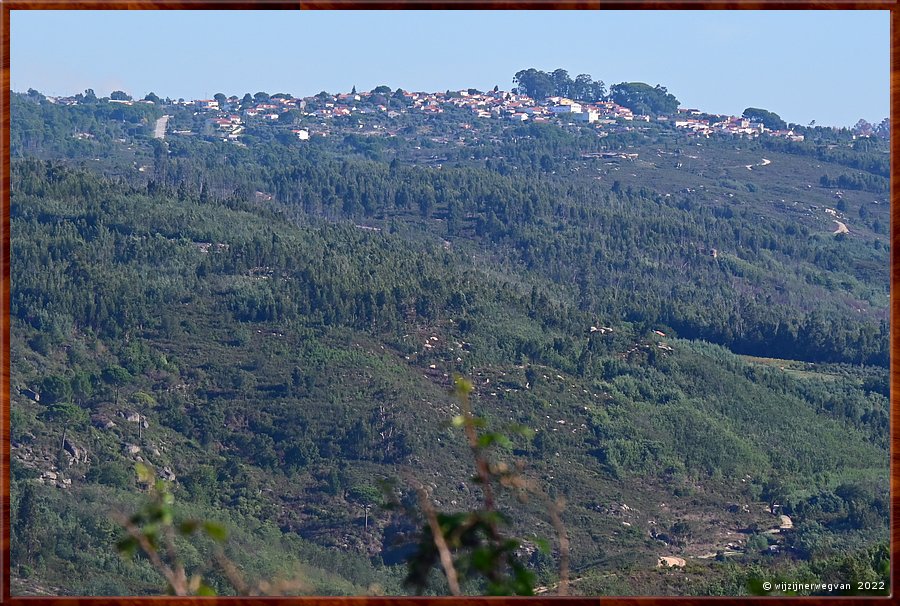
63 438 88 465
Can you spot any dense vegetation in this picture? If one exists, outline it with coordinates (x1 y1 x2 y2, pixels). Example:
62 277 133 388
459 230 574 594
9 89 889 596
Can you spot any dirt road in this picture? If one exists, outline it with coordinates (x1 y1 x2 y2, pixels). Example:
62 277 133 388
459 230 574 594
153 115 170 140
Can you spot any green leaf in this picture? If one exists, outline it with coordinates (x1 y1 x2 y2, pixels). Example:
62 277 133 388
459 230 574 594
477 433 497 448
144 527 159 550
453 376 473 395
501 538 521 552
511 566 536 596
747 578 769 595
196 582 217 596
135 462 154 483
533 537 551 554
470 547 494 572
469 416 487 429
494 434 513 449
179 520 200 535
507 424 535 440
116 536 138 557
202 521 228 542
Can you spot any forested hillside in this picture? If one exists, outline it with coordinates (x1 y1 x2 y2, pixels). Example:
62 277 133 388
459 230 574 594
9 91 889 596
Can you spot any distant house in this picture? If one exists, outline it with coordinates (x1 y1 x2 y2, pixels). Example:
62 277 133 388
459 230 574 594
770 129 804 142
551 103 582 114
292 129 310 140
194 99 219 110
207 118 233 130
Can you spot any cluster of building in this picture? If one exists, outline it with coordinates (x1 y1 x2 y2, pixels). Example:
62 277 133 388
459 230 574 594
672 109 805 140
204 113 245 140
439 91 644 125
44 88 807 142
182 89 654 142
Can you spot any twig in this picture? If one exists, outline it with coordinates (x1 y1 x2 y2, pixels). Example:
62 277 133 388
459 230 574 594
545 497 570 596
164 522 188 593
115 513 187 596
415 484 461 596
213 549 251 596
515 478 571 596
455 379 501 543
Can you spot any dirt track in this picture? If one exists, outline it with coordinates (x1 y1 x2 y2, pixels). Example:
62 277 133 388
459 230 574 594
153 115 169 140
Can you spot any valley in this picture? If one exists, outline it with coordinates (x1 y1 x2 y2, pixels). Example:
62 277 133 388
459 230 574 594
8 84 890 596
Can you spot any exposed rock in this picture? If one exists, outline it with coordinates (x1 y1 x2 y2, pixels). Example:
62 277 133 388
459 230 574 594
658 556 686 568
124 444 141 455
20 388 40 402
64 438 88 465
125 412 141 423
93 415 116 429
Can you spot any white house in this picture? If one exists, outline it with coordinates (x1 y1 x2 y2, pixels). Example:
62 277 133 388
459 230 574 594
551 103 582 114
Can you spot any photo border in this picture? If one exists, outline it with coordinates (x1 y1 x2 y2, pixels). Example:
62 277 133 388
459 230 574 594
0 2 896 604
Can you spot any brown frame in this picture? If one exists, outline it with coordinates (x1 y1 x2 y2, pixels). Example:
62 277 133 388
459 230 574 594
0 2 896 604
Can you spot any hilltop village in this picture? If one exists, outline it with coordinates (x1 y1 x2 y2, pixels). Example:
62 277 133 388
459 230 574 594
44 86 809 144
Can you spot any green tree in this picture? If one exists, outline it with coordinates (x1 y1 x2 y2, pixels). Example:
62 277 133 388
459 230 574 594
102 364 132 406
743 107 787 130
609 82 679 115
513 69 554 99
40 375 72 404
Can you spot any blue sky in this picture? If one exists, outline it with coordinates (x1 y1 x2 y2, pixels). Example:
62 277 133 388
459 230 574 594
11 10 889 127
